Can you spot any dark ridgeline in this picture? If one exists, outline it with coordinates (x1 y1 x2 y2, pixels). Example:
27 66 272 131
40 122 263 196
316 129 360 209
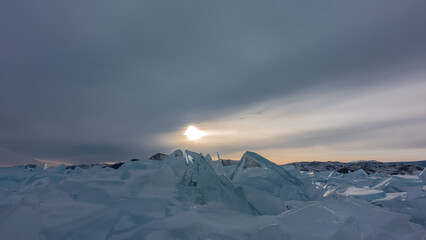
286 161 425 175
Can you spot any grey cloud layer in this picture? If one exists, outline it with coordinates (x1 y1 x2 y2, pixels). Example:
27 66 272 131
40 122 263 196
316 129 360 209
1 1 426 165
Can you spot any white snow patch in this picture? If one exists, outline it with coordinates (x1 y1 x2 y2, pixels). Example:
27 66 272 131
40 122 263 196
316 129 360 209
371 192 407 203
373 177 392 189
393 175 419 180
321 206 336 215
341 187 383 196
323 188 336 197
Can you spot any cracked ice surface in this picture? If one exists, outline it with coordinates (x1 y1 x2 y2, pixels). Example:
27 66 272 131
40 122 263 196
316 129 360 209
0 150 425 239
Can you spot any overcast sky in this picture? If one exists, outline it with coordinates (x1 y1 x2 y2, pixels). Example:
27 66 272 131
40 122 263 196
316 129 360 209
1 1 426 166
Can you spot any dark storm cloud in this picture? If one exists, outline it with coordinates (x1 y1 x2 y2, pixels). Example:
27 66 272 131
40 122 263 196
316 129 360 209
1 0 426 165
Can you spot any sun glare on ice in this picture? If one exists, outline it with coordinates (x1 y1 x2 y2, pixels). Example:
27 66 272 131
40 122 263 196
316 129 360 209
184 125 206 141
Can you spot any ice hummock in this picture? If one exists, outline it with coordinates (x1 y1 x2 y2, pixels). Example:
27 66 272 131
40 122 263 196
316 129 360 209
181 150 258 214
230 152 309 200
229 151 309 214
0 150 425 239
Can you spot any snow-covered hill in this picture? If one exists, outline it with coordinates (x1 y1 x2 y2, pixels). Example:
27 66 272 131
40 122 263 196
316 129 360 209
0 151 425 239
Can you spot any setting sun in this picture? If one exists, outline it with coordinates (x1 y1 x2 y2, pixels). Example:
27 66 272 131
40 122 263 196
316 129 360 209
184 125 206 141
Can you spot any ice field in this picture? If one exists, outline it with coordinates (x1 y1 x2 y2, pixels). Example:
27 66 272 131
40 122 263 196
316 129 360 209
0 150 425 239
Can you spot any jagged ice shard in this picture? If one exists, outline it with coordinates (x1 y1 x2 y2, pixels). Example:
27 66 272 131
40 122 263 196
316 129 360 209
181 150 258 214
230 151 310 214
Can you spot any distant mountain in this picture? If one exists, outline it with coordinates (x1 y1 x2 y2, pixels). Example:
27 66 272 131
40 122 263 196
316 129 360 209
394 160 426 167
284 160 424 175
